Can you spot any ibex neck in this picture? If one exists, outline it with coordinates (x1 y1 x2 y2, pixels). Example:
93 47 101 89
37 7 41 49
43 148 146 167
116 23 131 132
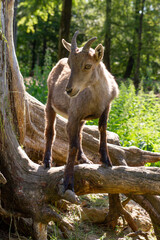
90 62 116 104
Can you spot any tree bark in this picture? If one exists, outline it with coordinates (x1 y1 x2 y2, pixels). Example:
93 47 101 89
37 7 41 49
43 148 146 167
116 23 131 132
13 0 18 49
3 0 26 145
1 1 160 239
58 0 72 59
133 0 145 89
103 0 111 71
31 35 37 74
123 55 134 79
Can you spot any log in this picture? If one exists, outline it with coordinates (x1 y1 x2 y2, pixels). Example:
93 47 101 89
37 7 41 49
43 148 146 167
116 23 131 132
24 92 160 167
50 164 160 196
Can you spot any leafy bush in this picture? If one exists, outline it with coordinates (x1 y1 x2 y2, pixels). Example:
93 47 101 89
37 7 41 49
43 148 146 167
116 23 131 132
87 81 160 154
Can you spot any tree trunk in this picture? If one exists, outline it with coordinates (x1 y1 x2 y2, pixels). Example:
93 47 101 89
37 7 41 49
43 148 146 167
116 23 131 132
31 36 37 74
1 1 160 239
58 0 72 59
41 34 47 68
123 55 134 79
103 0 111 71
124 0 145 85
1 0 26 145
133 0 145 89
13 0 18 49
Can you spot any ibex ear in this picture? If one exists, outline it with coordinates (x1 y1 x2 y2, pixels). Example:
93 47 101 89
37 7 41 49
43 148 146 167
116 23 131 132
95 44 104 62
62 39 71 52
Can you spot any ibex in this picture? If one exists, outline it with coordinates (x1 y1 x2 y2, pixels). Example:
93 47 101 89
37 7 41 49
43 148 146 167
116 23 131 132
43 31 119 193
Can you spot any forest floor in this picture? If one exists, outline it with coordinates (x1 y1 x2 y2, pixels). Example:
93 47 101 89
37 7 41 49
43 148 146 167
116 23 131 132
0 194 156 240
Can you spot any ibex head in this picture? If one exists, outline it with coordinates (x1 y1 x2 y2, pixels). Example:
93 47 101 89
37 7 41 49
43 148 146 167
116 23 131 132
62 31 104 97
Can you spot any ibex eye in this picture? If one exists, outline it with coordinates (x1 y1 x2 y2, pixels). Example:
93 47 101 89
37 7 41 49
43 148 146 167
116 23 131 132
84 64 92 70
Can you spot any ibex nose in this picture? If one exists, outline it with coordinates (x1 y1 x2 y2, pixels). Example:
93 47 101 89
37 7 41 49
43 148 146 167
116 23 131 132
66 87 73 95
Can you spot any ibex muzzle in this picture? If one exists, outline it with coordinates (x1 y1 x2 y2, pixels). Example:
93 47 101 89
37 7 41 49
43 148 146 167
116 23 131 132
66 71 79 97
43 31 119 195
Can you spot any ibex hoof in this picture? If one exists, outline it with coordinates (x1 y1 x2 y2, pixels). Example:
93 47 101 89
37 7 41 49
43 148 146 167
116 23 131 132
63 190 81 205
78 158 93 164
58 179 81 204
78 154 93 164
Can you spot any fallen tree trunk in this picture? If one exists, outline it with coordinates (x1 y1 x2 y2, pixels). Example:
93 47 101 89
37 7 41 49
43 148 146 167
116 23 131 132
24 92 160 168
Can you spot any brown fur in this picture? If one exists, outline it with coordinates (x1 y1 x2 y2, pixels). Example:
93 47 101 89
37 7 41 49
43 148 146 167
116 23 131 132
43 33 119 192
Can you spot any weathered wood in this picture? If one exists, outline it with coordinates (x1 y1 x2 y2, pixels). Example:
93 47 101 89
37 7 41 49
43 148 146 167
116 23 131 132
5 0 26 144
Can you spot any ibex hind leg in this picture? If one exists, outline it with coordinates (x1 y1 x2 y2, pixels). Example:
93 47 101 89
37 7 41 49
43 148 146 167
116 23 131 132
77 121 93 164
99 106 112 167
43 103 56 168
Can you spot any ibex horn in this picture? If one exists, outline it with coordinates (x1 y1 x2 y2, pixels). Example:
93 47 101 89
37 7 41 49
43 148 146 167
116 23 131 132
82 37 97 52
71 30 79 52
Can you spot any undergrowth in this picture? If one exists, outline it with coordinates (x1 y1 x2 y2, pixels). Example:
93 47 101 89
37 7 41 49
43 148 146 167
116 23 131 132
24 48 52 104
87 81 160 159
48 194 156 240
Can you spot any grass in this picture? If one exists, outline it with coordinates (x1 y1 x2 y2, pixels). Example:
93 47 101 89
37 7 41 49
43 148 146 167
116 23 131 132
87 81 160 156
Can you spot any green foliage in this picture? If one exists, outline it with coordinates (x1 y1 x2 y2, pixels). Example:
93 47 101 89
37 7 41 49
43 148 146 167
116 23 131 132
17 0 61 71
18 0 60 33
24 48 52 103
71 0 160 84
87 81 160 154
16 0 160 86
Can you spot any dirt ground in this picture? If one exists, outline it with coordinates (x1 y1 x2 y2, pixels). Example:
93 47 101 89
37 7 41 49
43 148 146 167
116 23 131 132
0 194 157 240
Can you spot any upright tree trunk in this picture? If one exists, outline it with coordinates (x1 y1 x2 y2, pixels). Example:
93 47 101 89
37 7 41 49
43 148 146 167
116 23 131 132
103 0 111 71
31 36 37 74
1 0 26 145
123 55 134 79
133 0 145 89
13 0 18 49
58 0 72 59
41 34 47 69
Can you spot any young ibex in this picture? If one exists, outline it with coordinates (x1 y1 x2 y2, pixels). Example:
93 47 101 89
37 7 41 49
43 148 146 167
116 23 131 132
43 31 119 192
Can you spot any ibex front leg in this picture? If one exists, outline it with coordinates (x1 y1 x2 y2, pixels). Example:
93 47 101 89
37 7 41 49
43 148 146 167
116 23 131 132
98 105 112 167
64 118 80 192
